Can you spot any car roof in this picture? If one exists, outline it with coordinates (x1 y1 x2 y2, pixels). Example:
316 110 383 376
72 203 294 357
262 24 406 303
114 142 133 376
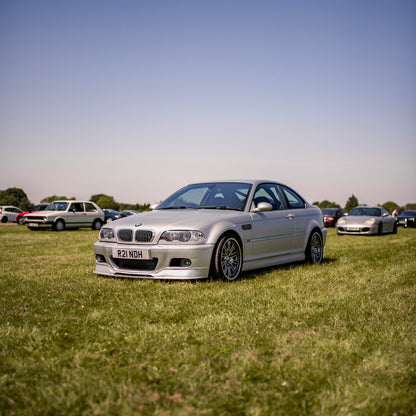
353 206 382 209
53 200 95 203
187 179 288 187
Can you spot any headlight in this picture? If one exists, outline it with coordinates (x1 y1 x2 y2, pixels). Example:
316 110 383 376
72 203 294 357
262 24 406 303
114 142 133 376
337 218 346 225
159 230 205 243
100 228 115 241
365 218 376 226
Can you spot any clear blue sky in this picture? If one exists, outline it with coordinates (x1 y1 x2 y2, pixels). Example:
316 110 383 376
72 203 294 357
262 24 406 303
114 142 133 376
1 0 415 206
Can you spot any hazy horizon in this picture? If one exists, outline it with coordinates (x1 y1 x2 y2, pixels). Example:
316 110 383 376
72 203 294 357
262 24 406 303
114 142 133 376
1 0 415 207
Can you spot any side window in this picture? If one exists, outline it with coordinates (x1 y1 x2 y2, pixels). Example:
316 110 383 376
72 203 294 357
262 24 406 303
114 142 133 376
253 184 283 211
85 203 97 212
281 186 305 209
69 202 84 212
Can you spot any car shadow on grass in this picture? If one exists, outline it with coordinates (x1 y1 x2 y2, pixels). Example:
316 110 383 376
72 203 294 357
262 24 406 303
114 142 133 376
238 257 337 282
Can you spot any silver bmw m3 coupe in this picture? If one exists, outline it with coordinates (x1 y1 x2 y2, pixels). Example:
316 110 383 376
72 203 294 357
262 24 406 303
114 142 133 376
94 180 327 281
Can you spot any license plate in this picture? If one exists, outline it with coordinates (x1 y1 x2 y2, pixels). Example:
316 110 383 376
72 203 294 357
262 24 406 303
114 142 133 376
112 247 150 260
347 227 359 231
29 223 38 227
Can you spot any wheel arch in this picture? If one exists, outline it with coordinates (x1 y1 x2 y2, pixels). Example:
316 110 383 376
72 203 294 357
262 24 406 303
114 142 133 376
53 217 66 231
305 226 324 264
209 229 244 277
303 220 325 250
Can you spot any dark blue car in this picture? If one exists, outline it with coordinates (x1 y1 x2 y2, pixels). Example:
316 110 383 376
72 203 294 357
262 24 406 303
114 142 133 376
397 210 416 228
103 209 121 224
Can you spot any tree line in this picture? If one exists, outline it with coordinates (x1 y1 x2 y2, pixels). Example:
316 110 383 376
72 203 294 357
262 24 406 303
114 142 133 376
0 188 151 212
313 194 416 213
1 187 415 214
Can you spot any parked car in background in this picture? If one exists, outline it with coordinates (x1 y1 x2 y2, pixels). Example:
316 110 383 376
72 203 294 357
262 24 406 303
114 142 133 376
336 206 397 235
397 210 416 228
94 180 327 281
115 210 140 219
16 204 49 225
103 209 121 223
322 208 345 227
25 200 104 231
0 206 23 223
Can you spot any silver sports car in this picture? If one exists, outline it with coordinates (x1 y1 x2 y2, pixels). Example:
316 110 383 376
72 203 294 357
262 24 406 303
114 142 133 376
94 180 327 281
336 206 397 236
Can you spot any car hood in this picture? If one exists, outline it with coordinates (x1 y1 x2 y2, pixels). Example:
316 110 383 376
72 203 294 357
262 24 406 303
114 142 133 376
25 210 61 217
341 216 378 224
109 209 248 230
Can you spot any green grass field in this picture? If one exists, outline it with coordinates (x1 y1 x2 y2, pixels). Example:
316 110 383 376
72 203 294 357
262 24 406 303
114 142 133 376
1 225 415 415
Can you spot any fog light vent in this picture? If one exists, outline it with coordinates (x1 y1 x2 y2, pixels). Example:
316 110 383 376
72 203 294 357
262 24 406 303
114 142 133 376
170 258 192 267
95 254 106 263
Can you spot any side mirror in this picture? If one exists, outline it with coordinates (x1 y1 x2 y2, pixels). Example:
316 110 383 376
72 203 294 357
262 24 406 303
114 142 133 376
252 202 273 212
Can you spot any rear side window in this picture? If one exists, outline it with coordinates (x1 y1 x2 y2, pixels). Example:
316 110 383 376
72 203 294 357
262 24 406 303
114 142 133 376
85 203 97 212
281 186 306 209
69 202 84 212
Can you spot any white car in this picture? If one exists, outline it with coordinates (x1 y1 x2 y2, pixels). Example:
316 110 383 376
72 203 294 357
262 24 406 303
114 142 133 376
94 180 327 281
336 206 397 235
0 206 23 223
25 201 104 231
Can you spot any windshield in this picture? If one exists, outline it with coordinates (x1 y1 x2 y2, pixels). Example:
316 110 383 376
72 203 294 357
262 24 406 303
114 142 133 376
349 207 381 217
157 182 252 211
322 208 337 215
401 210 416 216
45 202 69 211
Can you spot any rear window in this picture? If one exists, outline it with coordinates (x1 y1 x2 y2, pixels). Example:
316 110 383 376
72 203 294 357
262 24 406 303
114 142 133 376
85 203 97 212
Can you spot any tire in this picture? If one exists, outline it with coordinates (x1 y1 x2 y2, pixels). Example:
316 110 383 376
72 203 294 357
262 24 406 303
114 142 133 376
17 216 24 225
92 219 102 230
392 222 398 234
378 223 383 235
1 216 7 223
305 230 323 264
54 219 65 231
212 235 243 281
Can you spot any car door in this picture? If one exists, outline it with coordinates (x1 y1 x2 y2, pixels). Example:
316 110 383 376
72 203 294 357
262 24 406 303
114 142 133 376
380 207 394 232
280 185 311 255
249 183 295 262
66 202 87 227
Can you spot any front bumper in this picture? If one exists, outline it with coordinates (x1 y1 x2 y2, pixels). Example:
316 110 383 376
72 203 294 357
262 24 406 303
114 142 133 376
323 217 335 227
336 224 378 235
398 218 416 227
26 220 54 229
93 241 215 279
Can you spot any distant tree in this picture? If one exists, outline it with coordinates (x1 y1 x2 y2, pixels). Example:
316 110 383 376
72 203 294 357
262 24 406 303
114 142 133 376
40 195 75 203
0 187 32 210
406 203 416 210
118 203 151 212
90 194 107 204
95 195 119 210
344 194 359 213
313 200 341 209
381 201 399 214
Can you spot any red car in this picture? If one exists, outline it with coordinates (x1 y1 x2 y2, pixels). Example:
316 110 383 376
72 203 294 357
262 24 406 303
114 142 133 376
16 204 49 225
322 208 345 227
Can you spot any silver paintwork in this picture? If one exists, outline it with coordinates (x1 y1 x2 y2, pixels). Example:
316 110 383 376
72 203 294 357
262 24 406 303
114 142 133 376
94 180 327 280
336 206 397 235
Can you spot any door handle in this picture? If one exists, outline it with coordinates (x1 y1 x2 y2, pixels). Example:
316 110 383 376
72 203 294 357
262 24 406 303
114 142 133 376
286 214 294 220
